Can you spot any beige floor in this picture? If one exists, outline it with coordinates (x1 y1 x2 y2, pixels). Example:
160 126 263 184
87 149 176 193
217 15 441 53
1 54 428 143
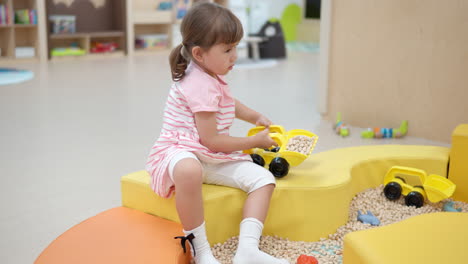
0 51 448 263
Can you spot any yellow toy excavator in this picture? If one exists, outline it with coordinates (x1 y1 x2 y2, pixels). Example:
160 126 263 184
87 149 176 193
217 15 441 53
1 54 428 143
244 125 318 178
383 166 456 208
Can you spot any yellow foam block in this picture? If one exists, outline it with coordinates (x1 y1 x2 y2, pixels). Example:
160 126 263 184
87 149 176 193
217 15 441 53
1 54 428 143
121 145 449 244
343 213 468 264
450 124 468 202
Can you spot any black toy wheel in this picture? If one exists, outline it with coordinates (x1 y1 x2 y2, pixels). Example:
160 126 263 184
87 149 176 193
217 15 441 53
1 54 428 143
251 154 265 167
383 182 402 200
405 191 424 208
269 157 289 178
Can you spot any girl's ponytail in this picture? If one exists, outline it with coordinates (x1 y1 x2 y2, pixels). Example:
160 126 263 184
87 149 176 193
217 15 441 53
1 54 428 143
169 44 189 82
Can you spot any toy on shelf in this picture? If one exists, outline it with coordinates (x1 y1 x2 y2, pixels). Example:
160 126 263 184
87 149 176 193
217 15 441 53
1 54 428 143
296 254 318 264
135 34 168 50
174 0 190 20
15 9 37 25
157 1 173 11
51 47 85 57
91 42 118 53
383 166 456 208
357 210 380 226
361 120 408 139
49 15 76 34
334 112 349 137
245 125 318 178
443 201 462 212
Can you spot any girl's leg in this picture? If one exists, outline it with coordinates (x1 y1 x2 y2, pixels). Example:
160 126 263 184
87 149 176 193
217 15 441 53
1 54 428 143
173 158 220 264
242 183 274 221
233 184 289 264
173 158 204 230
202 161 289 263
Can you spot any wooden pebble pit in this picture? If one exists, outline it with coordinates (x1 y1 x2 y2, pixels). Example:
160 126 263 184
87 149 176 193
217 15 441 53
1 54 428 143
208 185 468 264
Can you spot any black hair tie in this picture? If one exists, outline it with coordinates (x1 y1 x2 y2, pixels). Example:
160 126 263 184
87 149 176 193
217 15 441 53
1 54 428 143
174 233 196 256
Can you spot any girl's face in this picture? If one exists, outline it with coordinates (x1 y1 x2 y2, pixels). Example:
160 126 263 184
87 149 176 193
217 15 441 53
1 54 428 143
195 42 238 76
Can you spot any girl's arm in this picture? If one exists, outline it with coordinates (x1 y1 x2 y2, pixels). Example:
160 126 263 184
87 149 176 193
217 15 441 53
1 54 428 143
194 111 277 153
235 99 272 127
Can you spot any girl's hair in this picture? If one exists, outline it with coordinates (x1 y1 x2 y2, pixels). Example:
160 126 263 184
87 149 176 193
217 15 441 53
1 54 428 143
169 2 244 81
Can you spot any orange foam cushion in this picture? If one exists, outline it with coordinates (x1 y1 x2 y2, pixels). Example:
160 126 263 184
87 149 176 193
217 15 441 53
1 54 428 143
35 207 191 264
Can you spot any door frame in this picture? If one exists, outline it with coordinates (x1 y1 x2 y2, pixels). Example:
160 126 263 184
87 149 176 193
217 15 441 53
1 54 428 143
318 0 331 114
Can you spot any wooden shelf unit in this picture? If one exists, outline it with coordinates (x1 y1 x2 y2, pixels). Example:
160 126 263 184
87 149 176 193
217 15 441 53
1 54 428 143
14 24 38 28
127 0 229 54
45 0 127 60
127 0 177 55
133 10 172 24
50 31 125 39
1 0 231 61
0 0 46 60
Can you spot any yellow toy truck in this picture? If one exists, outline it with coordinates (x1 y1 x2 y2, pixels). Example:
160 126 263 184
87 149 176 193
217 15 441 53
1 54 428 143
244 125 318 178
383 166 456 208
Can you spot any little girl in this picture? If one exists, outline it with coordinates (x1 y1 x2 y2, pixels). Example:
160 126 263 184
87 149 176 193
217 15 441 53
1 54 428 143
146 3 289 264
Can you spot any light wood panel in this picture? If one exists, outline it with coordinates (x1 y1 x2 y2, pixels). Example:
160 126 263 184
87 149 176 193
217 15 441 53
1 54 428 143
326 0 468 142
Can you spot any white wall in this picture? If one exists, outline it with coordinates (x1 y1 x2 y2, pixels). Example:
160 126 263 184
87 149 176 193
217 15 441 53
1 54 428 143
266 0 303 21
234 0 304 34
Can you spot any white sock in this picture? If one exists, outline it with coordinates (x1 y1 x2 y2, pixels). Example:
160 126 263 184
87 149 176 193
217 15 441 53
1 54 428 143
183 222 220 264
233 218 289 264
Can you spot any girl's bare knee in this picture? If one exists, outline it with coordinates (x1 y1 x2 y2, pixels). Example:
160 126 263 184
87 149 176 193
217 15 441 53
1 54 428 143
173 158 203 188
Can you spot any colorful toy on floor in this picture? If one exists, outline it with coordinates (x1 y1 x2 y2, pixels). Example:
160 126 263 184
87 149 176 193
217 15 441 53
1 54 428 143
334 112 349 137
443 201 462 212
357 210 380 226
361 120 408 139
296 254 318 264
383 166 456 208
245 125 318 178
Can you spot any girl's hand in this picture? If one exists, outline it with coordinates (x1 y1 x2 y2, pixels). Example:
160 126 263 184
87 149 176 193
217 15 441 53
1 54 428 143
255 115 273 128
253 128 278 149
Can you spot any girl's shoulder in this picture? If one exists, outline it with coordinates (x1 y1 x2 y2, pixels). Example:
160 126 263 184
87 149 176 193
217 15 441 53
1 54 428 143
182 64 214 83
179 63 220 92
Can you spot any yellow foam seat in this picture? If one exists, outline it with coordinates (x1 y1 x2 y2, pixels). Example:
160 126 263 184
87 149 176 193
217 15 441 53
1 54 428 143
343 212 468 264
450 124 468 202
121 145 449 244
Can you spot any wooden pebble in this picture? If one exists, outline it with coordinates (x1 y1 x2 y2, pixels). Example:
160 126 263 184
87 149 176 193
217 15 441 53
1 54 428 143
285 135 315 155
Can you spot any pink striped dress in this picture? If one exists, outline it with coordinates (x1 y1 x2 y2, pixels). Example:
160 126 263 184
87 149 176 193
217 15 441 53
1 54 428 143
146 62 252 198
